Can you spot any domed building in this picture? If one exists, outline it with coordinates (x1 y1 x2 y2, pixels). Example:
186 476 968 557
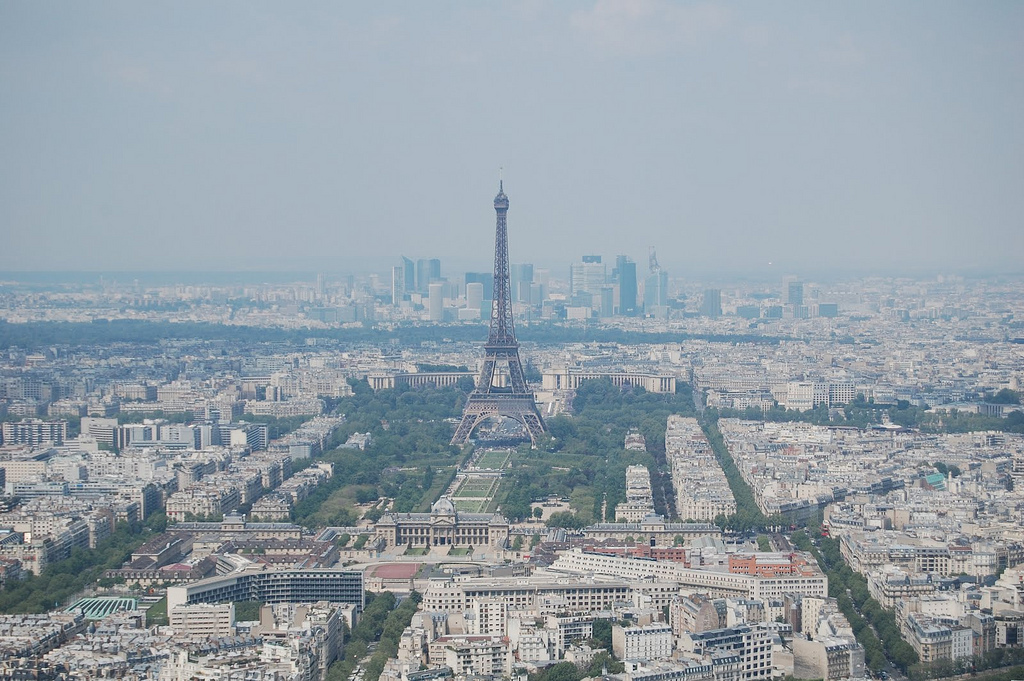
375 496 509 549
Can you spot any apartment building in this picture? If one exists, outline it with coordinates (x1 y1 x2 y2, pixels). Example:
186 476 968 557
169 603 235 637
613 623 673 661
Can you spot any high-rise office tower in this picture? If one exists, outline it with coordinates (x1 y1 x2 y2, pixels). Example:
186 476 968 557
401 256 415 295
644 248 668 314
466 281 484 314
782 276 803 304
530 283 544 307
701 288 722 318
510 263 534 303
615 255 638 316
600 287 614 318
417 258 441 293
644 270 668 312
786 280 804 306
464 272 493 301
570 257 607 299
533 269 549 304
391 266 405 306
428 283 444 321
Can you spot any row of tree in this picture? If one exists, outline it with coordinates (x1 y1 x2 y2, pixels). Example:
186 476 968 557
908 651 1024 681
0 318 785 352
0 512 168 614
324 591 421 681
497 379 699 525
713 395 1024 435
791 530 918 674
700 415 778 533
291 381 467 528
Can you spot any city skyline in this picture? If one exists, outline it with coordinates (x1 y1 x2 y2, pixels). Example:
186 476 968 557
2 3 1022 274
2 3 1024 670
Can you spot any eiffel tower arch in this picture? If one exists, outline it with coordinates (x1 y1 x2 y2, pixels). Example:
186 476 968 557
451 182 546 445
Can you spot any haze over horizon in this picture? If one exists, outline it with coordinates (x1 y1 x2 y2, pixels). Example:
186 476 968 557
2 2 1022 275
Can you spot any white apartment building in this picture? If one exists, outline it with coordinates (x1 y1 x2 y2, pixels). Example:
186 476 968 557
422 574 632 614
792 636 866 681
666 416 736 522
617 465 656 522
680 624 775 681
550 549 828 601
465 598 507 636
165 485 241 521
428 636 511 677
613 623 673 661
169 603 235 637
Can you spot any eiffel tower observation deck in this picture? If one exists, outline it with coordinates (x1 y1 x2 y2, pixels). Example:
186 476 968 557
451 181 545 445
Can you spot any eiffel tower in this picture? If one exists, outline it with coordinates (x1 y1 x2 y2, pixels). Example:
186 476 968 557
451 181 545 445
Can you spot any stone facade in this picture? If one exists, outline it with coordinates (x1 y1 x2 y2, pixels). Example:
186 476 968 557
375 497 509 549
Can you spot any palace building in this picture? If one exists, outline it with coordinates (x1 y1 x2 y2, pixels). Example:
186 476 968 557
375 497 509 549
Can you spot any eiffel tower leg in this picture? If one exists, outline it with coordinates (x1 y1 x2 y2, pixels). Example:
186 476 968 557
451 412 481 445
451 397 496 445
519 412 545 444
501 407 544 445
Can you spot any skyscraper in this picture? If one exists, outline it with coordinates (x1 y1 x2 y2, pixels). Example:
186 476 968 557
615 255 638 316
644 270 668 312
401 256 415 296
570 257 606 301
428 283 444 321
464 272 493 302
786 280 804 306
466 282 484 314
644 248 668 315
417 258 441 293
786 278 802 307
600 287 614 318
701 288 722 318
510 263 534 303
391 266 405 306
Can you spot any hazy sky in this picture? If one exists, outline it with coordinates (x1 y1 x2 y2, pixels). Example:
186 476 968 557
1 2 1022 277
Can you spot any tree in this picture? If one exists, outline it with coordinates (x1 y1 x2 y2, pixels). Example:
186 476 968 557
537 661 582 681
586 651 624 676
590 618 613 650
532 506 544 520
546 511 586 530
234 601 262 621
355 487 379 504
991 388 1020 404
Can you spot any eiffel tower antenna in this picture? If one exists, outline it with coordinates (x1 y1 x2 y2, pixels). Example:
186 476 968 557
451 179 545 445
